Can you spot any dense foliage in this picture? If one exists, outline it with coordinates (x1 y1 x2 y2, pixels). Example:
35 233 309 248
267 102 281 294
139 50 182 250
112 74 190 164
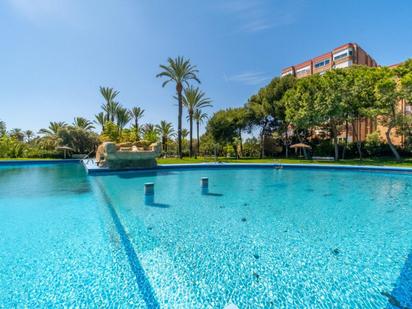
204 60 412 161
2 58 411 161
0 119 99 158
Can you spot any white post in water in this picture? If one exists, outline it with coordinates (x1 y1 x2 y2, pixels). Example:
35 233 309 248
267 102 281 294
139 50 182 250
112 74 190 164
200 177 209 188
144 182 154 195
201 177 209 195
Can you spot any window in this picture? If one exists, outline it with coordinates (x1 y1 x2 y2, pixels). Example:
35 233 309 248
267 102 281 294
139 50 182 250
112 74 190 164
334 52 347 60
295 65 311 75
333 49 353 61
282 71 293 77
314 59 330 68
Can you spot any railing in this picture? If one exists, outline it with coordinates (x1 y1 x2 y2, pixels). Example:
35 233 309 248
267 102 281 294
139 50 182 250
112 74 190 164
82 150 95 165
82 150 94 159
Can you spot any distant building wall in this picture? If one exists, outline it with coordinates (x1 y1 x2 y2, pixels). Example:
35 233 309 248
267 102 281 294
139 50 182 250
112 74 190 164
280 42 410 147
281 43 378 79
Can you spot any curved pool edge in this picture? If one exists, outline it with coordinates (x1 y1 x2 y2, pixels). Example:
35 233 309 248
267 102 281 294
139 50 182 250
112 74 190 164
0 159 80 166
1 159 411 174
81 160 412 175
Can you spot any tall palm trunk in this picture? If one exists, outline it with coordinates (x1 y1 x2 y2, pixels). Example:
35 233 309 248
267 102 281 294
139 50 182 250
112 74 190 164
189 111 194 157
162 136 168 153
196 120 200 155
176 83 183 158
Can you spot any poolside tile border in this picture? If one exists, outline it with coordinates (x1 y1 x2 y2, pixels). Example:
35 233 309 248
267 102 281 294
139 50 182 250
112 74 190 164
82 161 412 175
0 159 80 166
1 159 412 174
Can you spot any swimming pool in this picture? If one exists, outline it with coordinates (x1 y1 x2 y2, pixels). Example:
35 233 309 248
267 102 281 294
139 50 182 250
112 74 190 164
1 163 411 308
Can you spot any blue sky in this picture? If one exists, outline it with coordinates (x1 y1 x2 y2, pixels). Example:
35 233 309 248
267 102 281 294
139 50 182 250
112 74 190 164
1 0 411 133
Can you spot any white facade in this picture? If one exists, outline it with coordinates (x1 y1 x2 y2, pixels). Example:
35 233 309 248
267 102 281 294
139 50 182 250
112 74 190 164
333 60 353 69
296 65 310 74
281 70 293 77
333 48 353 61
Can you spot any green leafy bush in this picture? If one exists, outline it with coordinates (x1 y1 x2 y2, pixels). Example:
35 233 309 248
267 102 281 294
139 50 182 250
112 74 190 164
365 131 383 156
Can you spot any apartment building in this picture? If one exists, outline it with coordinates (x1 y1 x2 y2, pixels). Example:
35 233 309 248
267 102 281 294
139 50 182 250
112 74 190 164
280 43 411 146
281 43 378 78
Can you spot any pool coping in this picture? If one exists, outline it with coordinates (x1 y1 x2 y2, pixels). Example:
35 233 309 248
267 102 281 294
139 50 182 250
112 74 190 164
1 159 412 174
0 159 80 166
81 160 412 175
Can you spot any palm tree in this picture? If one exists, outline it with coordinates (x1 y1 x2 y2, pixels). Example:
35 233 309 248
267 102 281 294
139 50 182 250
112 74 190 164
0 120 6 136
130 107 145 141
156 120 175 153
181 128 189 140
183 86 212 156
38 122 67 150
193 109 208 155
100 87 120 121
107 101 120 122
95 112 106 132
116 107 131 134
73 117 94 131
9 128 24 141
142 124 159 143
39 121 67 136
156 56 200 158
25 130 34 142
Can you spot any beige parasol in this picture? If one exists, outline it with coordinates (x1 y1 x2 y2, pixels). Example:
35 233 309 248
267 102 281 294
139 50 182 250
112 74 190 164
56 146 74 159
290 143 311 149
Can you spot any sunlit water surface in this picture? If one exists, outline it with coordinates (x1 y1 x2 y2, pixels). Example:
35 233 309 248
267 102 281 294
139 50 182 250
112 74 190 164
0 163 411 308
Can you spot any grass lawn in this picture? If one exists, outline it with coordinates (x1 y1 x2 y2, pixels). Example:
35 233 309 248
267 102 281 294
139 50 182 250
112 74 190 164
157 156 412 167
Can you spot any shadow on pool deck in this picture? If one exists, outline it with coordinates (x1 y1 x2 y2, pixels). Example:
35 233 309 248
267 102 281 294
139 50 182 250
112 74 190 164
95 180 160 309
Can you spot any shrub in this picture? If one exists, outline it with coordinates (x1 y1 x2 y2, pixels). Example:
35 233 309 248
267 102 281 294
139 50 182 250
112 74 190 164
365 131 383 156
311 140 335 157
242 138 260 157
223 144 236 157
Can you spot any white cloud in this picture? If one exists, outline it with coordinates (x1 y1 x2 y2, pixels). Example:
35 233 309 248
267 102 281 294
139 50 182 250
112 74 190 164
7 0 71 22
217 0 298 33
225 72 270 86
243 13 295 33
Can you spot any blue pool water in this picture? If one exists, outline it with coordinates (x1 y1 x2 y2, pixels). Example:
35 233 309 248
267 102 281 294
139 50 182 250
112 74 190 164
0 163 411 308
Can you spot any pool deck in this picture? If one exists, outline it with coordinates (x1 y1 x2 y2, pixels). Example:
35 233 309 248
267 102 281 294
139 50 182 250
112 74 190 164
81 159 412 175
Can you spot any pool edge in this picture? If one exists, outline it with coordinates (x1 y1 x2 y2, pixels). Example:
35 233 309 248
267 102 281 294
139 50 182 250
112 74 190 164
0 159 80 166
82 161 412 175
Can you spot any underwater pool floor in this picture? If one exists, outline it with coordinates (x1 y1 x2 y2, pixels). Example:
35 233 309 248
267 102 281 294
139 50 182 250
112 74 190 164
0 163 411 308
